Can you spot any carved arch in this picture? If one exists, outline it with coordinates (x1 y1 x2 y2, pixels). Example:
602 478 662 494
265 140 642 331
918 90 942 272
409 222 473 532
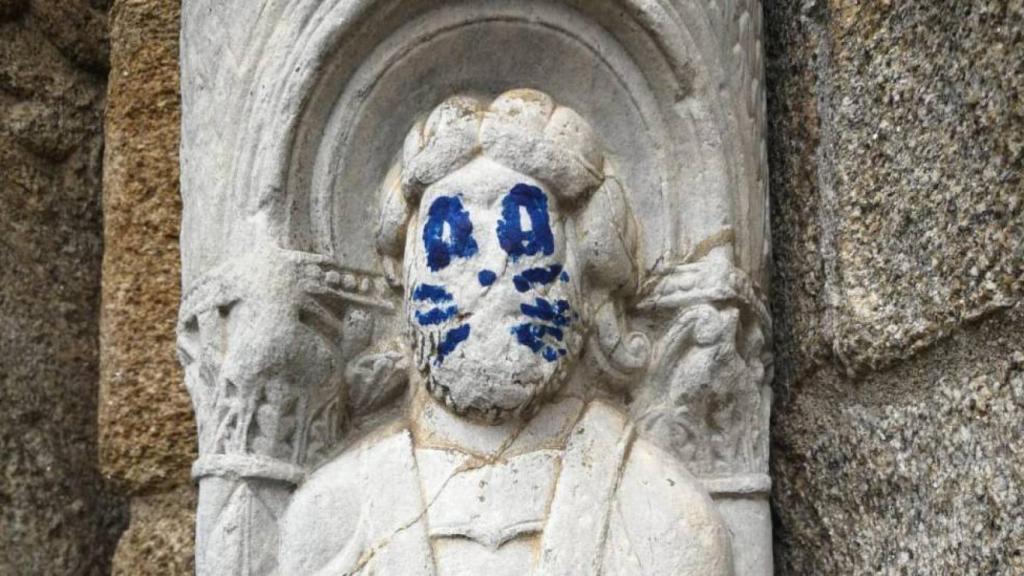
183 0 767 286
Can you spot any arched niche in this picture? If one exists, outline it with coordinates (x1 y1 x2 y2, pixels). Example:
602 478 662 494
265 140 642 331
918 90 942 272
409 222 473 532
178 1 773 574
223 0 761 280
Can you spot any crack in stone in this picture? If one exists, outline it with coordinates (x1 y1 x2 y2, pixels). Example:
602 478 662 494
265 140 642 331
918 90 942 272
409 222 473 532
346 419 533 573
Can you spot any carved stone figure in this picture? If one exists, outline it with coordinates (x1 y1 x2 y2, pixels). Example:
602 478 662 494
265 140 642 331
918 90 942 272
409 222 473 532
180 1 772 574
272 90 733 575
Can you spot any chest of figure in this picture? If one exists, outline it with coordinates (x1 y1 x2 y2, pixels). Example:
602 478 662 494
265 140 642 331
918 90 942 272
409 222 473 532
415 448 562 575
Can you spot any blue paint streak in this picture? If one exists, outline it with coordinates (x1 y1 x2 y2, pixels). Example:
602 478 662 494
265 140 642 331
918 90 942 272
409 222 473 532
413 283 453 303
415 306 459 326
512 322 566 364
511 297 573 364
436 324 471 365
497 184 554 261
513 264 564 293
512 323 546 352
423 195 478 272
520 298 572 327
559 270 570 283
478 270 497 287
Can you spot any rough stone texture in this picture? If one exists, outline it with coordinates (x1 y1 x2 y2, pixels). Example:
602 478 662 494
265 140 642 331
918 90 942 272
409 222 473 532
95 2 195 573
0 1 126 574
826 0 1024 373
773 309 1024 574
767 0 1024 573
99 0 191 493
110 484 196 576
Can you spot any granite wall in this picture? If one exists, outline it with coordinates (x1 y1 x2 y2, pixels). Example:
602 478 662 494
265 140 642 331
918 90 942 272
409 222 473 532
98 0 195 574
0 1 125 574
766 0 1023 573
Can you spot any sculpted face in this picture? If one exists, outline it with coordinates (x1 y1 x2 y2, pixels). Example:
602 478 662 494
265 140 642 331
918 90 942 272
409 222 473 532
405 157 583 422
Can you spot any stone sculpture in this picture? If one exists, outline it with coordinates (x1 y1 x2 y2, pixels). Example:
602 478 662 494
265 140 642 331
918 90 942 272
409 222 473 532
179 1 771 575
276 90 735 575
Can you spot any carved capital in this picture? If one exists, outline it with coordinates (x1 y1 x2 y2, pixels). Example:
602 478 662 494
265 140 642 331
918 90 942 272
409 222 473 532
634 255 773 480
177 246 404 483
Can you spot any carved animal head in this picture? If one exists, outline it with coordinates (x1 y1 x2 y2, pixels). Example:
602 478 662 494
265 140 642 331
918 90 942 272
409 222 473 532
376 89 648 423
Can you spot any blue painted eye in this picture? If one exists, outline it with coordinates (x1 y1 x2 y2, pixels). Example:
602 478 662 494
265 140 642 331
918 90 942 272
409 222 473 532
497 184 554 260
423 195 478 272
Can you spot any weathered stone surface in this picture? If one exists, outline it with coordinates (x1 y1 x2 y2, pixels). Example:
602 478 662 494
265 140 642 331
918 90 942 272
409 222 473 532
826 0 1023 372
99 0 191 493
772 307 1024 575
767 0 1024 573
111 484 197 576
0 0 27 21
31 0 111 72
0 2 125 574
763 0 833 382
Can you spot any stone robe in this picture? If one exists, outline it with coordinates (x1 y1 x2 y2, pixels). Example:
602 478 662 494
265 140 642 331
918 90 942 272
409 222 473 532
280 401 734 575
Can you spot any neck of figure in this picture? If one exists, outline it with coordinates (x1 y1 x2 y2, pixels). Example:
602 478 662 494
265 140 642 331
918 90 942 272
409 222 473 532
410 373 587 460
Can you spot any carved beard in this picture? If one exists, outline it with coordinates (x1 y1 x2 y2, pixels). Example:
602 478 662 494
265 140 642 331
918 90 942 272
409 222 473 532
410 303 582 424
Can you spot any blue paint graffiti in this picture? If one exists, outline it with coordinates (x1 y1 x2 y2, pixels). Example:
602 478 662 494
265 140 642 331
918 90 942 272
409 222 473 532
520 297 572 327
497 184 554 260
543 347 565 362
413 283 454 303
478 269 497 287
512 322 569 363
436 324 471 365
423 196 478 272
416 306 458 326
513 264 564 293
412 283 458 326
512 297 573 363
512 323 560 351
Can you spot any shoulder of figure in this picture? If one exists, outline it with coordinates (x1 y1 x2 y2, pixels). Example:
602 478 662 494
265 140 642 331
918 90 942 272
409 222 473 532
280 423 417 574
610 434 735 576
